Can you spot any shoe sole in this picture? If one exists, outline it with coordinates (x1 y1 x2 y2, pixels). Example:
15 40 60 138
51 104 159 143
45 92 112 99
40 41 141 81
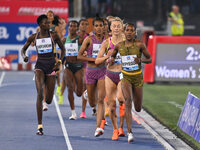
128 139 134 143
80 116 86 118
95 132 103 137
119 134 125 137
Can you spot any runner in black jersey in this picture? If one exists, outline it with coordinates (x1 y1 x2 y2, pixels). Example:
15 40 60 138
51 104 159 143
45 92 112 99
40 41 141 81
21 14 65 135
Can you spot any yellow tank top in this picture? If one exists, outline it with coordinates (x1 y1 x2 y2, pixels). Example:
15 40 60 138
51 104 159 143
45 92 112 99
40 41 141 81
119 40 142 75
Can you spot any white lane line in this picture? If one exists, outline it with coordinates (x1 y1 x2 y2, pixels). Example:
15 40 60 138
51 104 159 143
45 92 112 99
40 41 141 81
132 110 175 150
32 74 35 81
0 71 5 87
167 101 183 109
53 95 73 150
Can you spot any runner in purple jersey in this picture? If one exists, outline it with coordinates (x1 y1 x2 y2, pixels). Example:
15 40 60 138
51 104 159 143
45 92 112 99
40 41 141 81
78 16 106 137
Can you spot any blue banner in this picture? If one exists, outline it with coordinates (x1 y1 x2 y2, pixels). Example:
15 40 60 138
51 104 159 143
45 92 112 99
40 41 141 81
0 23 37 44
178 93 200 142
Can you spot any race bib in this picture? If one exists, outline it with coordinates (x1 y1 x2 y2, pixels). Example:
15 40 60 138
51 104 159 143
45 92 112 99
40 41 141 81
119 73 123 80
55 44 61 53
65 42 78 56
121 55 139 71
114 52 121 64
36 38 52 54
92 44 101 58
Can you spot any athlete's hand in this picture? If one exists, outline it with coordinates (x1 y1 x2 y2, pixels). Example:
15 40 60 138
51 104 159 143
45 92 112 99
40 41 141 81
134 57 141 64
53 61 61 72
107 49 113 57
106 57 115 66
83 51 87 57
23 56 29 63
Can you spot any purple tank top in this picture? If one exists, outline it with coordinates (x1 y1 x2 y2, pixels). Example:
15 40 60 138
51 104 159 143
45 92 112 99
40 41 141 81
87 35 104 58
107 37 122 64
83 33 89 39
107 37 115 52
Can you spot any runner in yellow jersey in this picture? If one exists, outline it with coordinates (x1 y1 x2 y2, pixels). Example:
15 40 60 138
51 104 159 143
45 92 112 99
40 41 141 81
109 23 152 142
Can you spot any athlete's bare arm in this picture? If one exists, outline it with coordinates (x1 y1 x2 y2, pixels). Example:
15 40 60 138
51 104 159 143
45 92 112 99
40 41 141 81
53 32 66 61
21 34 36 62
77 36 95 62
135 41 152 64
55 26 62 39
108 42 121 66
95 39 109 65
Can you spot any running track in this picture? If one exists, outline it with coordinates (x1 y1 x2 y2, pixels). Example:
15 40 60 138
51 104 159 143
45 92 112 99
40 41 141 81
0 71 165 150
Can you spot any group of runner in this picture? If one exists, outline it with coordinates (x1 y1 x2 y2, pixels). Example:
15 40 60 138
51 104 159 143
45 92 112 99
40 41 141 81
21 11 152 143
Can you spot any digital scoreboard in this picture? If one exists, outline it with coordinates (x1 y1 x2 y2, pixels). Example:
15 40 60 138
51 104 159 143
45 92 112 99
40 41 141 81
143 36 200 83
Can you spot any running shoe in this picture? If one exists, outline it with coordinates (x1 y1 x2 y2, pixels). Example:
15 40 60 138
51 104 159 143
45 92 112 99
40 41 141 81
69 114 77 120
43 101 48 111
80 112 86 118
58 95 63 105
92 108 97 116
118 128 125 137
104 107 109 117
112 129 119 140
94 128 104 137
36 128 43 135
100 119 106 129
127 132 134 143
119 103 125 117
56 85 61 96
83 90 88 100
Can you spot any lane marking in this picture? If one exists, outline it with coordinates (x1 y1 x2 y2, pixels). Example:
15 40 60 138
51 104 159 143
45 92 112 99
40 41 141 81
167 101 183 109
132 110 175 150
0 71 5 87
53 95 73 150
33 74 35 81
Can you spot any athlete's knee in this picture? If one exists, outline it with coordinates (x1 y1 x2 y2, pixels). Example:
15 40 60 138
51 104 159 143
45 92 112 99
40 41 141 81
76 89 82 97
98 97 104 105
88 101 95 107
109 101 116 114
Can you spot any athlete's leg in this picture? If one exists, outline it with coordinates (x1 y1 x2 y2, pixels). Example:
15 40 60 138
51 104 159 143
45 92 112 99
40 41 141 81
96 79 106 128
74 68 84 97
86 84 96 107
58 69 67 104
66 69 75 110
117 81 125 136
45 75 56 104
121 80 133 133
65 68 77 119
34 69 45 125
56 71 61 95
105 76 118 130
132 87 143 112
80 68 87 118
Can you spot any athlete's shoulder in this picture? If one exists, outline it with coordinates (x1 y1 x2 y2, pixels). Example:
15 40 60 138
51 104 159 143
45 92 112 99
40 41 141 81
102 38 109 45
28 33 37 41
116 41 124 47
85 35 92 42
135 39 144 46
